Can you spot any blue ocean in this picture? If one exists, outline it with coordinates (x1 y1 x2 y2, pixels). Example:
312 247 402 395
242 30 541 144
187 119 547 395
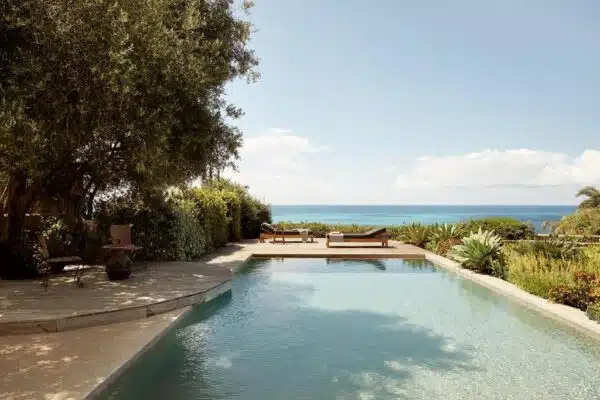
271 205 576 232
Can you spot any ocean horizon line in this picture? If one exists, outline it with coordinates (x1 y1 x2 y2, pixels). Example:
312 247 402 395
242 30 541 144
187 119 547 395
270 204 578 207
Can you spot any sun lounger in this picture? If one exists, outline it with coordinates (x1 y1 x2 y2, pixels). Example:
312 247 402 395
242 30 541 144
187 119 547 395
259 222 314 243
326 228 389 248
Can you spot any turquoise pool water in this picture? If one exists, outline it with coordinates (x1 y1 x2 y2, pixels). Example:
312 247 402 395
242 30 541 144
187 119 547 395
101 258 600 399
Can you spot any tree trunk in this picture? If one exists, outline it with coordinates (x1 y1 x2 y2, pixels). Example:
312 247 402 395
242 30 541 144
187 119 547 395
85 184 99 219
6 171 27 246
5 170 37 248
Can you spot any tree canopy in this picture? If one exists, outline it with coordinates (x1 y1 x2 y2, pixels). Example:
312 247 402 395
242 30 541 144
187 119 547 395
0 0 258 243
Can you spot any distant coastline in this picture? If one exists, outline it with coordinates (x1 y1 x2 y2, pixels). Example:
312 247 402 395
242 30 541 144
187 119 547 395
270 205 576 232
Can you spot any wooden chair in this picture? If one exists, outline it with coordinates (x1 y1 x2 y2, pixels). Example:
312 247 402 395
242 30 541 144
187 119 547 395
102 224 145 270
109 224 138 249
37 232 84 289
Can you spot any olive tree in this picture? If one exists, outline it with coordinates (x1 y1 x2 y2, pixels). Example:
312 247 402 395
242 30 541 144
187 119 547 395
0 0 258 248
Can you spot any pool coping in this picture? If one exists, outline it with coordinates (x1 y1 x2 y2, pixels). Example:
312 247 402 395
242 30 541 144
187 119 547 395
0 280 233 335
85 307 194 399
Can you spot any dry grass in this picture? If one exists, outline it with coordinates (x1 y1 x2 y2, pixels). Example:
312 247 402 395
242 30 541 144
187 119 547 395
506 246 600 298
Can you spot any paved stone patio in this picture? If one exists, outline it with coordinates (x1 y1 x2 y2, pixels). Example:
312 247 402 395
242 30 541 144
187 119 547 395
0 256 235 335
0 308 188 400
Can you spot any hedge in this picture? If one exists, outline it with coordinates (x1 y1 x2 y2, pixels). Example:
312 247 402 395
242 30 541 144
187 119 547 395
186 188 229 253
95 195 186 260
220 190 242 242
456 217 535 240
94 183 271 262
205 178 271 239
275 218 534 241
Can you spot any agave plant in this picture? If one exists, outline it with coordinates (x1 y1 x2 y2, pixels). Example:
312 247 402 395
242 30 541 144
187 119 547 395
450 228 506 278
399 223 431 247
428 224 462 255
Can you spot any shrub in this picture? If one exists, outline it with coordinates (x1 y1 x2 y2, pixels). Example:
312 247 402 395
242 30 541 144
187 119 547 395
587 302 600 322
508 236 581 260
171 197 207 260
555 208 600 236
457 217 534 240
96 195 180 260
450 229 506 278
186 188 230 252
239 196 270 239
220 190 242 242
547 271 599 311
41 216 72 257
206 178 271 239
276 222 373 238
95 193 212 261
548 283 594 311
0 234 43 279
79 226 105 264
399 223 431 247
427 224 461 255
505 253 572 298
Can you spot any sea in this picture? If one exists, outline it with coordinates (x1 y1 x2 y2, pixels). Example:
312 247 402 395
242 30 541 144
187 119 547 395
270 205 576 233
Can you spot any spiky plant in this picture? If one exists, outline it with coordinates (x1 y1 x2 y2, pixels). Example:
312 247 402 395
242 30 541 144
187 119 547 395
399 223 431 248
428 224 462 255
450 228 506 278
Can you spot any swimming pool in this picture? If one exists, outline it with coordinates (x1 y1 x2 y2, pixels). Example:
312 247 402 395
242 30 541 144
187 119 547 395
101 257 600 399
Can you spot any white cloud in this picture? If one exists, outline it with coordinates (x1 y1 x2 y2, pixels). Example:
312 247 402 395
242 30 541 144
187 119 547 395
396 149 600 189
267 127 293 134
223 132 329 201
239 134 327 172
243 134 326 157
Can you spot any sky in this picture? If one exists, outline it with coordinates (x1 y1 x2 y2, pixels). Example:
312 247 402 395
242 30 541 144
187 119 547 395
224 0 600 205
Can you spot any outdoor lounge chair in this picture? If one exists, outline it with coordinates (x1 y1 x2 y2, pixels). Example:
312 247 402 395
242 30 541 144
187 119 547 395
326 227 389 248
37 232 84 289
259 222 314 243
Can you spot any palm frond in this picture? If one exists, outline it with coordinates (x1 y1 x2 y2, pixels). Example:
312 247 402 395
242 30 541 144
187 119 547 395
576 186 600 198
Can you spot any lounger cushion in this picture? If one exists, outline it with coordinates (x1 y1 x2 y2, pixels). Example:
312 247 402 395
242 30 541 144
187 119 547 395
327 227 386 239
261 223 312 235
282 230 312 235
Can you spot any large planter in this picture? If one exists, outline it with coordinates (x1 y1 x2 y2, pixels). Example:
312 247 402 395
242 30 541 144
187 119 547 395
105 252 133 280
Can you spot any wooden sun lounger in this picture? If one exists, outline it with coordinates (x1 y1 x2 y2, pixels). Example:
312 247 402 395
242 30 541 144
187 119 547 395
326 228 389 248
259 223 314 243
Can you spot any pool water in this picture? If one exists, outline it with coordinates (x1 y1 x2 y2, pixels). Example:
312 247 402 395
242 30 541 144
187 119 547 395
101 258 600 400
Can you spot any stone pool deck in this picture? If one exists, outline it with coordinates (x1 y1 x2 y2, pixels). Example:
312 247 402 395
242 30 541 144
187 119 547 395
2 238 599 399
